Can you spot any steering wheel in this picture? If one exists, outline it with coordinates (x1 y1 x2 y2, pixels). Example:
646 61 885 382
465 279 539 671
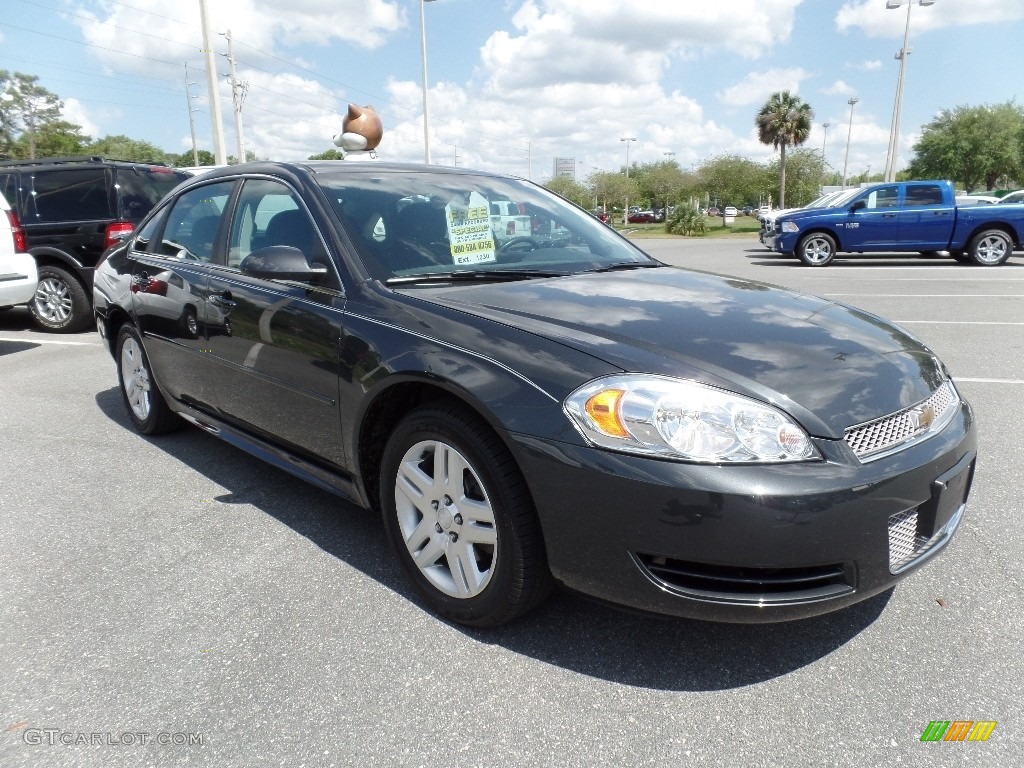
496 236 540 263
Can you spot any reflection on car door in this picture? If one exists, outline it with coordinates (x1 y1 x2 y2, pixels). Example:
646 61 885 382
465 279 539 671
202 177 348 467
130 180 235 411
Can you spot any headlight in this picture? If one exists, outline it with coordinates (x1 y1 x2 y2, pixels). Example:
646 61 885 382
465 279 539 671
781 220 800 233
564 375 819 463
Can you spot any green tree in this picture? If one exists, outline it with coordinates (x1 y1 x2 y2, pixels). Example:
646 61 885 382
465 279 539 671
1 71 64 158
12 119 89 158
696 155 773 210
308 148 345 160
587 171 638 224
906 102 1024 191
767 148 827 208
168 149 217 167
633 160 687 213
756 90 814 208
542 176 590 207
87 135 169 164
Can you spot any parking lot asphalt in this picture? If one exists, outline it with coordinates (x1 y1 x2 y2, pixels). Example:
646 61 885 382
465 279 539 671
1 238 1021 767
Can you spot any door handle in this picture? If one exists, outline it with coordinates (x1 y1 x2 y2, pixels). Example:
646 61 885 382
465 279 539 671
882 212 896 218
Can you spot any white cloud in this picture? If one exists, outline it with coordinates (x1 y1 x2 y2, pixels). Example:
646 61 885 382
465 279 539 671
717 68 812 107
73 0 404 79
835 0 1024 38
60 98 99 139
852 60 883 71
821 80 855 97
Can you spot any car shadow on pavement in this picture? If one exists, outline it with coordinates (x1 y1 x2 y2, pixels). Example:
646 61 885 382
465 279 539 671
0 340 39 356
95 386 892 694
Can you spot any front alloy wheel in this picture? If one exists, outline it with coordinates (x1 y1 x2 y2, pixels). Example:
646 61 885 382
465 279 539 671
797 233 837 266
380 403 552 626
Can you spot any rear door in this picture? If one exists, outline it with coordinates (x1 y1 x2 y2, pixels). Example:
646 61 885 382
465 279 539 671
19 167 113 268
129 179 236 411
898 183 953 249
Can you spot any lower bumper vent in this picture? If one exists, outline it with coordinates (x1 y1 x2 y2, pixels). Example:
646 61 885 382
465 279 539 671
635 554 854 605
888 503 964 574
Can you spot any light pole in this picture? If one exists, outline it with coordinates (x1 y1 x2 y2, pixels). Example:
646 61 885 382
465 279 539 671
820 122 830 166
620 136 635 226
842 98 859 188
883 0 935 182
184 63 200 166
419 0 438 164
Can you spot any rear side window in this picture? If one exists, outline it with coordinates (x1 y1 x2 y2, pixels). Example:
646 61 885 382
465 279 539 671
116 167 190 221
905 185 943 207
27 169 112 222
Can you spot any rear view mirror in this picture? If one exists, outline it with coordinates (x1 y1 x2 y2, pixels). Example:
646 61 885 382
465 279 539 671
850 200 867 212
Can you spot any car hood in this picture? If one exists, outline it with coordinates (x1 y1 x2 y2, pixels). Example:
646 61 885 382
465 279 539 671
407 268 947 438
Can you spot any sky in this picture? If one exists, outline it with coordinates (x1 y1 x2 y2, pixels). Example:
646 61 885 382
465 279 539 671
1 0 1021 183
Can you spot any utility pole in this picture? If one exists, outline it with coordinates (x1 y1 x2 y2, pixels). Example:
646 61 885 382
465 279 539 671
222 29 247 164
842 98 859 188
198 0 226 164
184 63 200 166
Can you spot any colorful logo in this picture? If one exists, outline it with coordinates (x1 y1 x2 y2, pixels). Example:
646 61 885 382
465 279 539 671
920 721 997 742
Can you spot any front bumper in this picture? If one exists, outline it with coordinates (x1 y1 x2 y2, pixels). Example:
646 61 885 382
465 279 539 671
511 399 976 622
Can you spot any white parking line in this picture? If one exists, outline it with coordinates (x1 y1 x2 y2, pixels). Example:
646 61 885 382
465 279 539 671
0 336 100 346
956 378 1024 385
895 321 1024 326
825 294 1024 298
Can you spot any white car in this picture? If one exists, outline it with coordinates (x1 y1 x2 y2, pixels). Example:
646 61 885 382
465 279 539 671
0 191 37 310
723 206 738 217
994 190 1024 205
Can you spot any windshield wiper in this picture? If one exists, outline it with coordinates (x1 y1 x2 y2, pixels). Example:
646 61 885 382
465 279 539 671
385 269 567 286
583 262 662 273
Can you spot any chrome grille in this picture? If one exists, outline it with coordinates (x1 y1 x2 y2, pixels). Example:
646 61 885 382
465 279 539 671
887 506 955 574
845 381 958 461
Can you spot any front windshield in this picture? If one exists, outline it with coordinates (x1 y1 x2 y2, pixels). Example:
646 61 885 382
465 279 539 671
316 169 655 282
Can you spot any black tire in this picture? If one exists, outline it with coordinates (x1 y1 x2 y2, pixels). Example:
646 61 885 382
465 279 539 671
115 325 182 435
796 232 837 266
967 229 1013 266
29 264 91 333
379 402 552 627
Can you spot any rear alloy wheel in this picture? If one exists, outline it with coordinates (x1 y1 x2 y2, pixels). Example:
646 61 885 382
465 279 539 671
797 233 837 266
30 265 91 332
380 403 551 626
115 325 181 435
968 229 1013 266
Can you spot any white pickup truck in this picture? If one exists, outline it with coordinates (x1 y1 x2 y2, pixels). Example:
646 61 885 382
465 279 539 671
489 200 532 244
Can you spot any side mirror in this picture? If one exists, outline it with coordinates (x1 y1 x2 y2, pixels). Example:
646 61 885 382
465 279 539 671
850 200 867 213
239 246 327 282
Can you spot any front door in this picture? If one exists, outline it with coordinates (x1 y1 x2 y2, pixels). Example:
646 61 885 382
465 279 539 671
202 177 349 468
842 184 901 249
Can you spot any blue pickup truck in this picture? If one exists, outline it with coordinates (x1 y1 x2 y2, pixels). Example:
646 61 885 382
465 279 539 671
773 180 1024 266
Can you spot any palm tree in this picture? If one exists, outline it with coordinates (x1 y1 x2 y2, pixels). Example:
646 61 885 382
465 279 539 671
756 91 814 209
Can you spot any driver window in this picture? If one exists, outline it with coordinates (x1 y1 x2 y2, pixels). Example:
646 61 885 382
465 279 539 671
158 181 233 262
228 178 326 269
864 186 899 210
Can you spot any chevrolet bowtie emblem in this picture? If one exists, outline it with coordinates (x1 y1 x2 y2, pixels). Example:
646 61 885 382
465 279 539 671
909 404 936 432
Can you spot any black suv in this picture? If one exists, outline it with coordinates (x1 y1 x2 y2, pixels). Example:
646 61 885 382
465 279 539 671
0 157 189 332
